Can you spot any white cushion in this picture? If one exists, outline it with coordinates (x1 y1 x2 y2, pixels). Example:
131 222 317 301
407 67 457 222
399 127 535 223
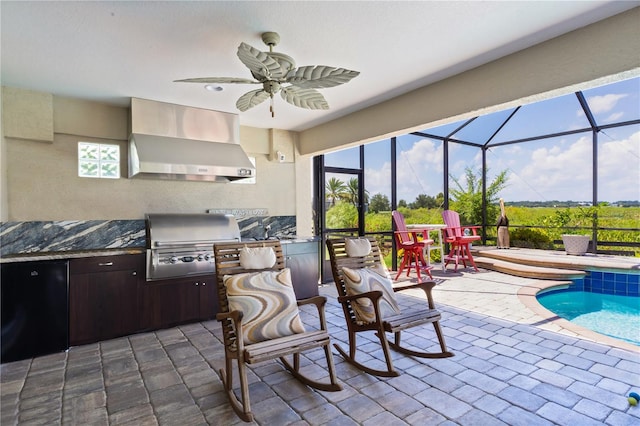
239 246 276 269
224 268 306 345
345 238 372 257
341 264 401 323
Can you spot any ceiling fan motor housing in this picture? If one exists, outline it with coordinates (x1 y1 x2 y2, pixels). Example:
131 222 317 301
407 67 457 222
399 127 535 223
261 32 280 48
263 81 281 95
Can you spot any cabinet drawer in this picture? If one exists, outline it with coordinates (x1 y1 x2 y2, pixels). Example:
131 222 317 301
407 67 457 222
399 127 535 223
70 254 144 274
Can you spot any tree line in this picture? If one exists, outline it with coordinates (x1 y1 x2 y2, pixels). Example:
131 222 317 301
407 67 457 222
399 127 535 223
326 167 509 225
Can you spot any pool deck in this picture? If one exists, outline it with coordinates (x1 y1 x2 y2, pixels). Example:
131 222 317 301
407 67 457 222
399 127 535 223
466 247 640 352
472 246 640 272
1 252 639 425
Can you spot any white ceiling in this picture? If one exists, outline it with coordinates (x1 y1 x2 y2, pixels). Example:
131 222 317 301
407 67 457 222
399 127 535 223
1 1 636 132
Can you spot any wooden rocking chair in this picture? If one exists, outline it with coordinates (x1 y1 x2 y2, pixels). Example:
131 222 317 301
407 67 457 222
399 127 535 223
326 237 453 377
214 240 341 422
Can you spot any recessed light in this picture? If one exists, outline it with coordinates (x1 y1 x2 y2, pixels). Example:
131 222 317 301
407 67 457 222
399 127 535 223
205 84 223 92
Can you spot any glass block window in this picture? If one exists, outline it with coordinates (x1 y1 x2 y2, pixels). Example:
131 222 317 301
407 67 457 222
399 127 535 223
78 142 120 179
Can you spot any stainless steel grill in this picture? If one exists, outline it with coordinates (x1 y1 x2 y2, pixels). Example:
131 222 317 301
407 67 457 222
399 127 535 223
145 213 241 281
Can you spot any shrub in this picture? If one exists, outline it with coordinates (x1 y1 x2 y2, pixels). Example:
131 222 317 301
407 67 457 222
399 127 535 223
509 227 554 249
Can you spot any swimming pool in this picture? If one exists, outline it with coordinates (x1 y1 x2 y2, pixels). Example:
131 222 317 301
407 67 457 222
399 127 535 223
537 270 640 346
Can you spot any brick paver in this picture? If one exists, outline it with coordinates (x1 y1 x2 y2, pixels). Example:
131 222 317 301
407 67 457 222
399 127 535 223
1 268 639 425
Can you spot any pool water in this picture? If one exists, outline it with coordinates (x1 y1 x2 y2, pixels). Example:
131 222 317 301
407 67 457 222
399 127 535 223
537 289 640 346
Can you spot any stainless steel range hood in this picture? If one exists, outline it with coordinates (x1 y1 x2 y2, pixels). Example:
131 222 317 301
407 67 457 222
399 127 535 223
128 98 255 182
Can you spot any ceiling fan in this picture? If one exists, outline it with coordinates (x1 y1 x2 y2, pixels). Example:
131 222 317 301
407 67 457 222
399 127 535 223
175 32 360 117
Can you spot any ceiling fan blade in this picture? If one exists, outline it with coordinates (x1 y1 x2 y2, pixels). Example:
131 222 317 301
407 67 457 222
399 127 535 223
236 89 270 112
237 42 288 80
174 77 258 84
280 86 329 110
285 66 360 89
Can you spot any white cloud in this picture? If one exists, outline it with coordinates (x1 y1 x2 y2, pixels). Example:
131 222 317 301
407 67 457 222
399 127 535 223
596 130 640 201
605 111 624 122
586 93 627 114
363 128 639 204
366 137 445 201
498 130 640 202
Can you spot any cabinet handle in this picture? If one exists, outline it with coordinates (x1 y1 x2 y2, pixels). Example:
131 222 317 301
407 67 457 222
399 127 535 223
202 282 206 286
195 282 199 286
98 262 113 266
132 271 137 276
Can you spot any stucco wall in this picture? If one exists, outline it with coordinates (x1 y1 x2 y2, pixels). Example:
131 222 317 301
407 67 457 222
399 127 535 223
1 93 305 226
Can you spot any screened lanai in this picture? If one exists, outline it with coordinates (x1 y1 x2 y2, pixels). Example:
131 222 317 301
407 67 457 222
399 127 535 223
316 76 640 278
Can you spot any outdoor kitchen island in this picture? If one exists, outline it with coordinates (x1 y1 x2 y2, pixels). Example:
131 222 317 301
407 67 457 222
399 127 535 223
1 237 320 356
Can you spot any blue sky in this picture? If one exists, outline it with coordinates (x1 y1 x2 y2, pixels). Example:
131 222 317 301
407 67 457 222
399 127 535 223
327 77 640 204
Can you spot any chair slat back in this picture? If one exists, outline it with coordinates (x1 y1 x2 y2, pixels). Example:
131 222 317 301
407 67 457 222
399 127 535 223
326 237 383 323
214 240 285 345
392 210 413 245
442 210 463 239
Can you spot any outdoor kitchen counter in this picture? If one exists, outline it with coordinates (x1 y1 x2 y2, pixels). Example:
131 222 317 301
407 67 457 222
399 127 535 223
0 248 145 263
278 236 320 244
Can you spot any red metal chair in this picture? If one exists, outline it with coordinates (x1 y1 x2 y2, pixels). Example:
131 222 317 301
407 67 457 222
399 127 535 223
392 210 433 281
441 210 481 272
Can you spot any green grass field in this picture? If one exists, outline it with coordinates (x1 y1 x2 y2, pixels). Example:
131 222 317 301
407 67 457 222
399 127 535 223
359 206 640 257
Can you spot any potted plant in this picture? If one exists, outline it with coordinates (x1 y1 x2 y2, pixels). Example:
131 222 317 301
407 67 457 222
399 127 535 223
544 206 597 255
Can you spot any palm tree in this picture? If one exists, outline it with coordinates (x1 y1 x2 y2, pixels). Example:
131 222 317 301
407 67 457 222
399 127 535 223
325 177 347 207
344 177 370 207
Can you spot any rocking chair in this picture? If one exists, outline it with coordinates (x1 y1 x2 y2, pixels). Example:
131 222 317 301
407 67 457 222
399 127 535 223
326 237 453 377
214 240 341 422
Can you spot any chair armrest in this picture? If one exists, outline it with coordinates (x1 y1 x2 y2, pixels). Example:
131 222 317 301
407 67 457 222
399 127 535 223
394 231 428 246
298 295 330 331
216 309 243 322
444 225 481 238
216 309 246 352
337 290 383 305
297 295 326 310
394 281 437 309
337 290 387 324
463 225 481 236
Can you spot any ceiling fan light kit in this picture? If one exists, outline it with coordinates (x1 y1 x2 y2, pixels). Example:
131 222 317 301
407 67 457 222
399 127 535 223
175 32 359 117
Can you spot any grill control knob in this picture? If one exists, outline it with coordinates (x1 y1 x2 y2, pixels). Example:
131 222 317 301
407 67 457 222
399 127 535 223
169 256 179 264
197 254 205 261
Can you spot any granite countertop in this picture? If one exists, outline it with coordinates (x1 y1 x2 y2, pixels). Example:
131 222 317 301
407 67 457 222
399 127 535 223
242 236 320 244
0 238 320 264
278 236 320 243
0 248 146 263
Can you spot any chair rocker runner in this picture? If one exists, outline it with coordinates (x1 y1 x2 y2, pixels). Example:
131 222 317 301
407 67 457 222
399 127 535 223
214 240 341 422
326 237 453 377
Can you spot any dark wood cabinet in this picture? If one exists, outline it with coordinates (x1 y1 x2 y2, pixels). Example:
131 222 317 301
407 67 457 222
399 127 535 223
283 241 320 299
69 254 144 345
139 275 217 331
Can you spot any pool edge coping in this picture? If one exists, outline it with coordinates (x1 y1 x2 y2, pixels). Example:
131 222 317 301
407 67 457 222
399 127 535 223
518 281 640 353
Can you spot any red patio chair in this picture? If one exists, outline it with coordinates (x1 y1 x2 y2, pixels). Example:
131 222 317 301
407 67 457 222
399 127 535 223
441 210 481 271
392 210 434 281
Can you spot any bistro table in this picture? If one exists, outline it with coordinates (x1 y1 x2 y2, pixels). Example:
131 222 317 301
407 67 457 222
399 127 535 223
406 224 448 272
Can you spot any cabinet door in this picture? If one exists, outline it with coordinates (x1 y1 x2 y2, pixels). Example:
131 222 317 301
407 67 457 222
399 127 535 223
141 277 214 330
69 269 139 345
198 277 218 321
284 242 320 299
69 255 142 345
